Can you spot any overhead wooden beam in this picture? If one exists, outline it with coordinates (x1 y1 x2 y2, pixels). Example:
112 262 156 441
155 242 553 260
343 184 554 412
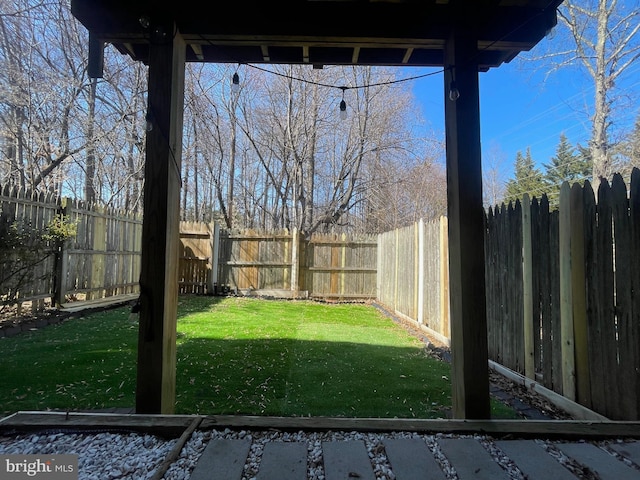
136 22 186 415
443 27 490 419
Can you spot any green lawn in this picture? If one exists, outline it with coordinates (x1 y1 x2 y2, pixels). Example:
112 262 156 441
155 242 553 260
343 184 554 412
0 296 517 418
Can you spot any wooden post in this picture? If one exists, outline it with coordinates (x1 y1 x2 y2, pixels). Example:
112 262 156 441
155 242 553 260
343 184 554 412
394 228 400 311
340 232 347 296
136 22 186 415
570 183 590 406
208 222 220 295
376 234 382 300
90 205 106 300
559 181 576 401
439 216 450 338
290 228 299 296
522 194 535 379
444 27 490 419
53 198 70 307
417 219 425 325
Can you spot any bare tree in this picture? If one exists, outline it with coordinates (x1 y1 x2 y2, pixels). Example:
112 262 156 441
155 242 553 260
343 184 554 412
540 0 640 190
482 142 508 209
0 0 148 210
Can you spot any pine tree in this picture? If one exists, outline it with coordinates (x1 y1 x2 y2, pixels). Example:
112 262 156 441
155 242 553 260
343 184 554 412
543 134 591 202
504 147 545 204
618 114 640 181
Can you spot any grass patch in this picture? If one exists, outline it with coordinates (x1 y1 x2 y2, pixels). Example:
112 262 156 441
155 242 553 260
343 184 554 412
0 296 517 419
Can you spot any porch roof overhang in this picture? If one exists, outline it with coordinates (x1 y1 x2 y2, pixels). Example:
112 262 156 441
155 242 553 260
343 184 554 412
71 0 561 71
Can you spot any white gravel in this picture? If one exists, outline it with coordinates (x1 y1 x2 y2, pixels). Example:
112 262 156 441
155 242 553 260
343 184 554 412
0 430 176 479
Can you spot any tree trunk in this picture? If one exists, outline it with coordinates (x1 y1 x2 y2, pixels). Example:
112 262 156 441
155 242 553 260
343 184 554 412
84 77 97 204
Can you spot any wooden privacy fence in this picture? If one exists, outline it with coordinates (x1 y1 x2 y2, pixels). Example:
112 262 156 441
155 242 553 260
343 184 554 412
379 173 640 421
57 199 142 303
377 217 450 345
0 184 59 312
214 229 378 299
485 171 640 421
1 183 142 311
301 233 378 299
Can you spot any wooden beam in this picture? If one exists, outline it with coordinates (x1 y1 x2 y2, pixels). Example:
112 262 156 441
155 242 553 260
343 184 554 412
136 22 186 415
443 27 490 419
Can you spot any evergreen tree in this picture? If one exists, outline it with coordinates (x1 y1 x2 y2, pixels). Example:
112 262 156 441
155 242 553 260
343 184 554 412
504 147 545 204
618 113 640 180
543 133 591 202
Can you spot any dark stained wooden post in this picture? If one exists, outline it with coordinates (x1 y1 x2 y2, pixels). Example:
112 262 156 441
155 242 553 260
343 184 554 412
443 28 491 419
136 22 186 414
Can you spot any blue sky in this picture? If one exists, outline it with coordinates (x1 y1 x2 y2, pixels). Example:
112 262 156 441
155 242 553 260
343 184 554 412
408 48 640 182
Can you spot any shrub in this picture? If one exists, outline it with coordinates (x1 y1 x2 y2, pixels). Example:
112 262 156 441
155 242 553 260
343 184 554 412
0 213 76 311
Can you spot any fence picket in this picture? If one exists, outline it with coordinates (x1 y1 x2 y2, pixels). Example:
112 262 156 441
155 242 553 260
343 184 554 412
630 168 640 420
611 173 635 419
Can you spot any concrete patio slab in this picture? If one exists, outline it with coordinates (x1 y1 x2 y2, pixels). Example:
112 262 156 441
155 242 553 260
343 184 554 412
383 438 446 480
322 440 376 480
257 442 307 480
189 438 251 480
438 438 509 479
496 439 577 479
556 442 640 480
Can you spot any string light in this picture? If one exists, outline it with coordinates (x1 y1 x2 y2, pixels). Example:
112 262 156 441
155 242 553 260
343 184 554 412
231 72 240 93
339 87 347 120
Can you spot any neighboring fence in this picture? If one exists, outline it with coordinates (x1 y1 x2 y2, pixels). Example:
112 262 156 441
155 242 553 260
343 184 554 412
58 199 142 302
1 183 142 311
300 233 377 299
484 172 640 421
0 185 60 312
377 217 450 345
215 229 378 299
379 172 640 421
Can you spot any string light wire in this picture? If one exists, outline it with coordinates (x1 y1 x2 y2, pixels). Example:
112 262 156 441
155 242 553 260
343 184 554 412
222 1 558 94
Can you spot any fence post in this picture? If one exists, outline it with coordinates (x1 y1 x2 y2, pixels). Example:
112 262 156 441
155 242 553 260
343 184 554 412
208 222 220 295
53 198 69 307
570 182 590 407
376 233 381 300
394 227 399 311
439 216 450 338
559 181 576 401
522 194 535 379
87 205 107 300
291 228 300 295
417 219 425 325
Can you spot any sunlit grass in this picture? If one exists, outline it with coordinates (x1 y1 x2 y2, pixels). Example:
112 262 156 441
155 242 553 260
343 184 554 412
0 296 517 419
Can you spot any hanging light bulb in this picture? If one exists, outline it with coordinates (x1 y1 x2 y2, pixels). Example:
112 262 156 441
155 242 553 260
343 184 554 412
449 81 460 101
231 72 240 94
339 99 347 120
339 87 347 120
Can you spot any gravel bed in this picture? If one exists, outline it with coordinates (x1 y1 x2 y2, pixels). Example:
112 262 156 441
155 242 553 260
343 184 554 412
1 427 612 480
0 430 176 479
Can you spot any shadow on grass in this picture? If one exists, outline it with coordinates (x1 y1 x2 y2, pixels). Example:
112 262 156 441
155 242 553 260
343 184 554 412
175 336 515 419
